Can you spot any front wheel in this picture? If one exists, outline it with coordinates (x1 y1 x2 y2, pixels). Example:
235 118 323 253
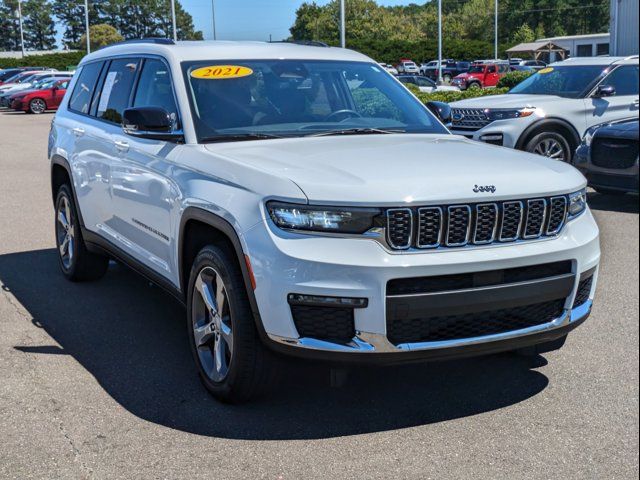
187 245 277 403
525 131 572 162
29 98 47 114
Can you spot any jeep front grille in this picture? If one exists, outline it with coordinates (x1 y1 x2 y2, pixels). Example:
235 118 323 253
385 195 568 250
451 108 492 131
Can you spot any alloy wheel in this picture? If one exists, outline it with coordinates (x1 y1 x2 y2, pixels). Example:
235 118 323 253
191 266 233 382
30 98 46 114
533 138 566 161
56 195 75 269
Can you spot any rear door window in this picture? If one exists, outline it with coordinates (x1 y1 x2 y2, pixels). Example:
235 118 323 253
68 62 104 114
96 58 141 124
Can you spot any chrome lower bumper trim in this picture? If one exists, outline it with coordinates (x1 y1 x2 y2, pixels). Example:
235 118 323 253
267 300 593 354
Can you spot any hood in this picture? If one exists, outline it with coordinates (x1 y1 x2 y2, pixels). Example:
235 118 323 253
204 134 585 205
451 93 562 109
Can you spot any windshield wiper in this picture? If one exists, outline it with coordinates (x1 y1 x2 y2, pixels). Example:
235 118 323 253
306 127 406 137
200 133 284 143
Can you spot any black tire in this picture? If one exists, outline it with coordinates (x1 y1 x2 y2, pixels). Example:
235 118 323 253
514 335 568 357
28 98 47 114
187 244 277 403
54 184 109 281
468 82 481 89
524 131 572 162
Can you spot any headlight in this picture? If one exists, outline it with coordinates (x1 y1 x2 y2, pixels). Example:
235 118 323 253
582 125 598 147
267 201 381 234
486 108 536 121
567 188 587 219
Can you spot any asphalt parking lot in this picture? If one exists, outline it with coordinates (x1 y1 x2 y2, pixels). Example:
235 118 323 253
0 111 638 480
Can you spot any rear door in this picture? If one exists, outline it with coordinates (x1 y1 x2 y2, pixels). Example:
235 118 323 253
585 65 640 131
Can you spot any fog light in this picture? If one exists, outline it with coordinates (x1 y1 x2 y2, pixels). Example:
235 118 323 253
480 134 504 146
287 293 368 308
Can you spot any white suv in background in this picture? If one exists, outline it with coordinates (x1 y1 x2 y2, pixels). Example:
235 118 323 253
450 56 639 161
49 40 600 403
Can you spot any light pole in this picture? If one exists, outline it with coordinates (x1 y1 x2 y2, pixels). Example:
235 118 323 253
17 0 26 58
494 0 498 59
171 0 177 42
437 0 443 84
340 0 345 48
84 0 91 54
211 0 217 40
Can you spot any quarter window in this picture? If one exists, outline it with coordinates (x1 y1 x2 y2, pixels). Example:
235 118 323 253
133 58 178 120
68 62 104 114
96 58 140 124
601 66 639 96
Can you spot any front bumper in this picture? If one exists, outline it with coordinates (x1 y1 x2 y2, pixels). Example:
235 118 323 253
573 145 639 193
244 208 600 362
450 115 539 148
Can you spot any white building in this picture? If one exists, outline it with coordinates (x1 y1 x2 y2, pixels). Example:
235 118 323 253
610 0 639 56
536 33 610 60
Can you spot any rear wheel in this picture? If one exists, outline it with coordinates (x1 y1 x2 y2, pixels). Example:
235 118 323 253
187 244 277 403
525 131 571 162
29 98 47 114
55 185 109 281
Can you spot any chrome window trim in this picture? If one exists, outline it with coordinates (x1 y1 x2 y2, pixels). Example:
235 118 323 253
546 196 568 236
499 200 524 242
473 203 499 245
445 205 472 247
523 198 547 239
386 208 413 250
416 206 443 249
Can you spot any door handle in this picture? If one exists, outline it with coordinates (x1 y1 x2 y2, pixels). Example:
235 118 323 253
72 127 85 136
114 140 129 152
634 99 639 107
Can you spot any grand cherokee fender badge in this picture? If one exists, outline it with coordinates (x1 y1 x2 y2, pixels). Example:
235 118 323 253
473 185 496 193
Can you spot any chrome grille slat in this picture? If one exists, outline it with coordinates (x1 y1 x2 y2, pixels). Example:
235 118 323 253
451 108 492 131
387 196 568 251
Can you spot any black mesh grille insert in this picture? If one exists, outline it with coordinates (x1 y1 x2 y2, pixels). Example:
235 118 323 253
446 206 471 245
573 277 593 308
387 209 412 248
547 197 567 234
474 204 498 243
387 300 565 344
387 261 573 296
524 199 546 238
499 201 523 241
592 138 639 169
417 207 442 248
291 305 355 343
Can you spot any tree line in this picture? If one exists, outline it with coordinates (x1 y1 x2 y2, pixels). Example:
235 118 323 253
290 0 610 61
0 0 203 52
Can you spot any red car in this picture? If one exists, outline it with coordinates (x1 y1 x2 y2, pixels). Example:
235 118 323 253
451 63 510 90
10 78 69 114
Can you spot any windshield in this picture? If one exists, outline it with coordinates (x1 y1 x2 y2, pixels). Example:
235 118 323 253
509 65 608 98
183 60 447 142
468 65 485 73
0 70 21 81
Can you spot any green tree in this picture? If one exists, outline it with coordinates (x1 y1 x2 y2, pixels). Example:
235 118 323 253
0 0 22 51
52 0 99 49
22 0 57 51
80 23 123 51
511 23 535 44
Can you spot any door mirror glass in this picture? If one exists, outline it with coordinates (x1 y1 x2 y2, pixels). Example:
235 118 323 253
122 106 183 142
594 84 616 98
426 101 452 125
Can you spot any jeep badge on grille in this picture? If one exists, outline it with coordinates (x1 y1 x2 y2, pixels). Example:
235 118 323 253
473 185 497 193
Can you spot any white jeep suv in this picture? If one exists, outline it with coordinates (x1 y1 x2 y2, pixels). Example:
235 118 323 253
450 56 639 161
49 40 600 402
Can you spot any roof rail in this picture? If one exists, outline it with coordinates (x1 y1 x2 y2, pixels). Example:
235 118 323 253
271 40 329 48
98 38 175 50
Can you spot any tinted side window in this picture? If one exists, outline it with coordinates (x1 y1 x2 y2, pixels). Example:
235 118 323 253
133 58 178 120
96 58 140 124
68 62 103 114
603 66 639 96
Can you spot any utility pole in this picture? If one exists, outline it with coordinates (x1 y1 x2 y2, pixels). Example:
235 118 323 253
437 0 443 84
17 0 26 58
171 0 177 42
494 0 498 59
340 0 345 48
84 0 91 54
211 0 217 40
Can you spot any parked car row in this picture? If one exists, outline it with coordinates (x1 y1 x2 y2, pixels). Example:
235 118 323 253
0 68 73 114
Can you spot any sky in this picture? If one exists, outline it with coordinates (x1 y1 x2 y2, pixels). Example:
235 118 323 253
179 0 423 42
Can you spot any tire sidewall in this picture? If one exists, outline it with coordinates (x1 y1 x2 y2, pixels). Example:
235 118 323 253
29 98 45 114
525 131 571 162
55 185 78 277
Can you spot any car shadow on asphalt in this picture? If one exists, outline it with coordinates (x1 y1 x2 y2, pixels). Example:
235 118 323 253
1 248 549 440
588 191 639 214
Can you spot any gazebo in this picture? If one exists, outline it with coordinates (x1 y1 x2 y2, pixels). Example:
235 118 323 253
506 41 569 63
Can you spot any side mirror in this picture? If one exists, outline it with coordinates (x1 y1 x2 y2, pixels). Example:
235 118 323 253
426 101 452 125
122 107 184 142
594 84 616 98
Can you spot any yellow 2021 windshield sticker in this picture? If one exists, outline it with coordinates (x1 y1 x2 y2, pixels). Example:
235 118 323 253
190 65 253 80
537 67 554 74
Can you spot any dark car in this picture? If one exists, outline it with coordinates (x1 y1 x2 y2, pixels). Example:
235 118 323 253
519 60 547 71
510 65 535 72
0 66 48 85
423 61 472 84
573 118 639 194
